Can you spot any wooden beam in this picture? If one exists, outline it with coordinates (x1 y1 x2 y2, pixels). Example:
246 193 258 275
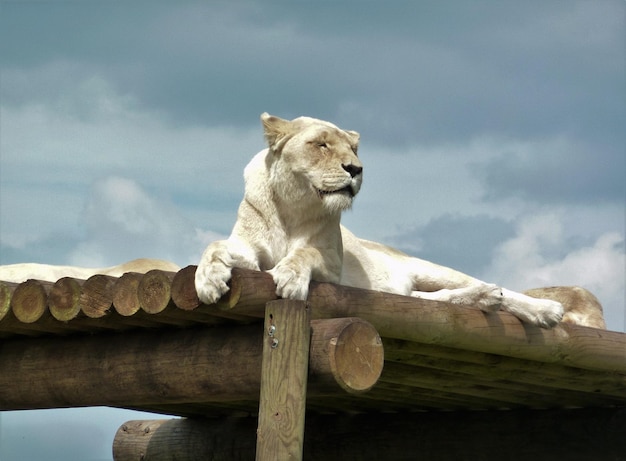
0 317 382 411
256 299 311 461
206 268 626 373
112 407 626 461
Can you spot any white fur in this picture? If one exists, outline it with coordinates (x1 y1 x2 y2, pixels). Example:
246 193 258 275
196 113 564 329
0 258 180 283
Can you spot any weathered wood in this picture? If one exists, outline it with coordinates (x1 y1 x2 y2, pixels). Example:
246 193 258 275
112 418 257 461
0 281 15 321
380 361 621 409
11 279 50 323
80 274 116 318
383 339 626 399
309 317 383 393
216 268 626 373
171 265 201 310
49 276 83 321
171 266 264 322
113 407 626 461
137 269 176 314
112 272 143 316
218 268 278 309
0 317 378 411
256 300 311 461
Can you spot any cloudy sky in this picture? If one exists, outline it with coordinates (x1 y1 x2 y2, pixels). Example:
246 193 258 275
1 1 624 459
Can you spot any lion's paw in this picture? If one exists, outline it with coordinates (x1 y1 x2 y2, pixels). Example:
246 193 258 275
530 299 564 329
440 283 503 313
195 258 232 305
472 284 504 313
268 265 310 301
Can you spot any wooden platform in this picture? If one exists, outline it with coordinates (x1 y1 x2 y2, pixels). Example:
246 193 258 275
1 266 625 460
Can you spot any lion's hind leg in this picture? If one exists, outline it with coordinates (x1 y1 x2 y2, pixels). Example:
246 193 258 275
403 257 564 328
411 283 504 313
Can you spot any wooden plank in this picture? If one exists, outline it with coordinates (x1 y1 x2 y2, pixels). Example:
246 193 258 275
256 300 311 461
112 407 626 461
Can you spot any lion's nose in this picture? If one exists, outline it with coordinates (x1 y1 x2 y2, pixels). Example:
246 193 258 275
342 163 363 178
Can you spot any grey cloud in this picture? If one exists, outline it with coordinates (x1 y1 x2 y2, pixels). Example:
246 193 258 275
472 141 626 204
3 1 623 148
390 213 515 276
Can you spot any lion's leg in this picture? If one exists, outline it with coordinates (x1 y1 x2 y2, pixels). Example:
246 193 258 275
499 288 564 328
411 284 504 313
405 257 563 328
195 239 260 305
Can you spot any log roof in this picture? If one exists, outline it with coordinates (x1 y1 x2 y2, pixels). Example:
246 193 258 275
1 266 625 417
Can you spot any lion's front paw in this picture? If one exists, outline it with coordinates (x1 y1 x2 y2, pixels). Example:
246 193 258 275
194 259 232 305
532 299 564 329
268 265 310 301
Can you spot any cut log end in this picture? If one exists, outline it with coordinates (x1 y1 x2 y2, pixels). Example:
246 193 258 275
49 277 82 322
171 265 200 311
310 317 384 394
11 280 48 323
0 281 15 320
112 273 142 316
80 274 115 318
138 270 174 314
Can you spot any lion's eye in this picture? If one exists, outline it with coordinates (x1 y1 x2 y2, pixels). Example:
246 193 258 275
317 142 328 149
351 145 358 155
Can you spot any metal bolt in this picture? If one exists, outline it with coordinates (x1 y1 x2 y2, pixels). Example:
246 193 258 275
268 324 276 337
271 338 279 348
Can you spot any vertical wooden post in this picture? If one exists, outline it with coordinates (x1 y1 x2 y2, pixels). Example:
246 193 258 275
256 299 311 461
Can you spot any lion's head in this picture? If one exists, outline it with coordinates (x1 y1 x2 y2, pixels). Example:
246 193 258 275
260 113 362 214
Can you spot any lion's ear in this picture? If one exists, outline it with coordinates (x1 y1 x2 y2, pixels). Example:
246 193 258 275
260 113 292 151
345 130 360 143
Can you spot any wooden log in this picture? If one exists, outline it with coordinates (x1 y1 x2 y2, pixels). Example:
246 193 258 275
215 268 626 373
112 418 256 461
218 268 278 310
11 279 49 323
256 300 311 461
49 277 83 321
171 265 201 310
170 265 273 322
0 317 380 411
80 274 116 318
113 407 626 461
138 269 234 327
0 281 15 321
309 317 383 393
112 272 143 316
382 339 626 399
138 270 176 314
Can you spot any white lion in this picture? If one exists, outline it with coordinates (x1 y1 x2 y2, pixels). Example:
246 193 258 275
195 113 588 329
